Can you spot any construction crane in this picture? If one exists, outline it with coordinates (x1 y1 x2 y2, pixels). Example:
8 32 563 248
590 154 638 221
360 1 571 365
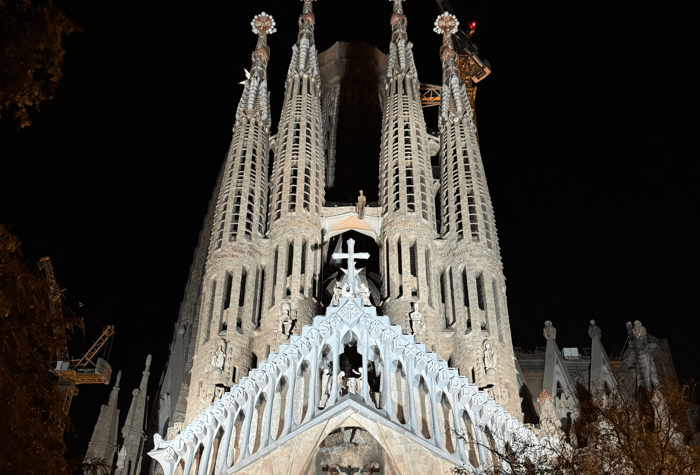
421 0 492 124
38 257 115 429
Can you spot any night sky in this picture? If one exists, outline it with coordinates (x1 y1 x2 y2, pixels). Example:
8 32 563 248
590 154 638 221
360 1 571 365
1 0 697 460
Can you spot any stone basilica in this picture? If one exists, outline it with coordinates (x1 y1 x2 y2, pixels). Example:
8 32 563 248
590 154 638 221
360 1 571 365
83 1 681 474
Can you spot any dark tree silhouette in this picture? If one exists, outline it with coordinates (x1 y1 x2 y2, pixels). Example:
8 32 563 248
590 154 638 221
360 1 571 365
0 224 82 474
0 0 79 128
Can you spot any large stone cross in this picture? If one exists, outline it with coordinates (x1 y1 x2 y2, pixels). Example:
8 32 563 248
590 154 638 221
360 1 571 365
332 238 369 292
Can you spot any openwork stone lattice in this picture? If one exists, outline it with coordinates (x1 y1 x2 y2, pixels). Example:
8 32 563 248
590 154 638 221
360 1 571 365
149 297 539 474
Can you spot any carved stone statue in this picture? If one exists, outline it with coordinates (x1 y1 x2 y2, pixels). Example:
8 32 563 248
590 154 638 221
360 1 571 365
320 368 332 406
630 320 661 388
330 282 343 306
211 347 225 371
116 446 127 469
348 368 363 395
355 190 366 219
337 371 346 396
341 282 354 298
543 320 556 340
632 320 646 340
358 283 372 307
409 301 425 336
279 303 295 337
483 340 497 376
588 319 602 339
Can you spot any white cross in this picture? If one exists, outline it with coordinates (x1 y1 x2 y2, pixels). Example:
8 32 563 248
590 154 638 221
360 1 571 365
332 238 369 291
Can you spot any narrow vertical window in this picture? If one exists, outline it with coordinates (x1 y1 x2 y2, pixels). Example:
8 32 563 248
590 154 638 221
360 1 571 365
255 268 265 328
492 280 503 342
238 268 248 307
251 268 260 326
204 281 217 343
385 239 391 298
223 272 233 310
449 268 456 328
425 249 432 307
476 272 486 311
270 247 278 307
462 269 470 308
286 240 294 297
463 269 471 330
397 238 403 297
300 238 307 295
409 241 417 277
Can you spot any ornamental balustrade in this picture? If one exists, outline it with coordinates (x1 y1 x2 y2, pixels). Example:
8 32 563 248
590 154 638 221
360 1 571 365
149 297 541 475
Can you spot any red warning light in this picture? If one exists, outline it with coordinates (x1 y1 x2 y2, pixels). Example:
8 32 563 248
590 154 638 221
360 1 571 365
470 21 477 30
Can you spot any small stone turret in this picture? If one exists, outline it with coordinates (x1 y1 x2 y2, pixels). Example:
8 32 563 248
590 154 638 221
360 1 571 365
84 371 121 469
116 356 151 475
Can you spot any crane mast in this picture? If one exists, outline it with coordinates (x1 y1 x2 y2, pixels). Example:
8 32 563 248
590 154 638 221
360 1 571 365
38 257 115 431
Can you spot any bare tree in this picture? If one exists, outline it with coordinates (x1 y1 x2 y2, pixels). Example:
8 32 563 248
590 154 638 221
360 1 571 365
450 379 700 475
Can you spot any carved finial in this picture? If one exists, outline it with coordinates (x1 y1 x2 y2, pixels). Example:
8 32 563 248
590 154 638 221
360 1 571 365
539 388 552 403
433 12 459 36
390 0 407 30
543 321 556 340
115 370 122 387
145 354 152 369
251 12 277 37
632 320 647 340
588 319 602 339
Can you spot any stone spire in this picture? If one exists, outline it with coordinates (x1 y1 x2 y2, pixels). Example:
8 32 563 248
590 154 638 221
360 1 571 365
379 0 439 345
266 0 324 329
379 0 434 228
116 356 151 475
418 12 521 419
434 12 498 252
185 14 277 425
84 371 121 468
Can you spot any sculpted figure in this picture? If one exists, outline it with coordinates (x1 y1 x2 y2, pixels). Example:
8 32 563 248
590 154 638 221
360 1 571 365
116 446 127 469
349 368 363 394
211 347 225 370
483 340 497 376
341 282 354 298
358 282 372 306
279 303 295 336
409 301 425 335
337 371 346 396
629 320 660 388
320 368 332 407
330 282 342 306
355 190 366 219
543 320 556 340
588 319 602 339
633 320 647 340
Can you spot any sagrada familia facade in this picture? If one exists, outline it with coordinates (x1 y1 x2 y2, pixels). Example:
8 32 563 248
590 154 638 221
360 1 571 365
82 1 680 474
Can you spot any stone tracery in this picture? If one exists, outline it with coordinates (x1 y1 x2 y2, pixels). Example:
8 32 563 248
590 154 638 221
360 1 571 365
149 292 539 475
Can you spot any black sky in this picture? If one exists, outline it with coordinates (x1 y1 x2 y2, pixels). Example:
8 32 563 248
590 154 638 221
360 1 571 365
1 0 698 460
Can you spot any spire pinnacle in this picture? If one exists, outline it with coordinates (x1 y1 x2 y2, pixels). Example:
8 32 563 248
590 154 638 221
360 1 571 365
434 12 471 124
236 12 276 126
299 0 316 29
390 0 407 40
286 0 320 82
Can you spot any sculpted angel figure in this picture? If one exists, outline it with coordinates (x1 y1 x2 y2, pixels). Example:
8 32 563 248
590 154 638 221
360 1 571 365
330 282 342 306
483 340 497 376
279 304 295 336
358 282 372 306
